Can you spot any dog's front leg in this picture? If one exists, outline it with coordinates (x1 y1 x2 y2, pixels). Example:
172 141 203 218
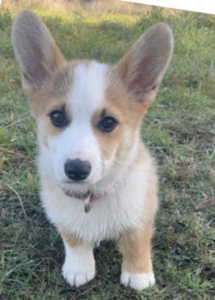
58 228 96 287
118 222 155 291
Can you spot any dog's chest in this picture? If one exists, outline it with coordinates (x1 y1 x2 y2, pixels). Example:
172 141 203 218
41 166 150 243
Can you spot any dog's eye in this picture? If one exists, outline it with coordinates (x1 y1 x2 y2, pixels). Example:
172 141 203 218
98 116 118 133
49 110 68 128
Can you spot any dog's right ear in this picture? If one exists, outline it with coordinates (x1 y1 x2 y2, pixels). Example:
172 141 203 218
12 10 65 92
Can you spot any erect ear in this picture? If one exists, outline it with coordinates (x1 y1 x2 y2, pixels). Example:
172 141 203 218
12 10 65 92
115 23 173 104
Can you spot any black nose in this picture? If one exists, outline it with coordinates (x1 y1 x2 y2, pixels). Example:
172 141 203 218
64 159 91 181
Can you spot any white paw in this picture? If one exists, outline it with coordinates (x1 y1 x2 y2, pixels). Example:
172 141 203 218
62 241 95 287
62 262 95 287
120 271 155 291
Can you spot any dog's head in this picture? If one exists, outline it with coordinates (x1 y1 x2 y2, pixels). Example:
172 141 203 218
12 10 173 194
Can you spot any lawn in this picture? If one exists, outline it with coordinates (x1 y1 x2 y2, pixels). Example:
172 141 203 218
0 1 215 299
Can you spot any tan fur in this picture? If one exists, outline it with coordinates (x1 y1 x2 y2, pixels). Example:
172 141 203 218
57 226 81 248
29 84 72 147
92 72 143 163
25 61 91 147
23 63 73 117
118 221 154 274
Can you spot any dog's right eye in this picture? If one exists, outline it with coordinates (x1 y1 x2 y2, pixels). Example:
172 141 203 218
49 110 68 128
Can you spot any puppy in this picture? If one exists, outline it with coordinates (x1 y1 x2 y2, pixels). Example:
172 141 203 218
12 10 173 291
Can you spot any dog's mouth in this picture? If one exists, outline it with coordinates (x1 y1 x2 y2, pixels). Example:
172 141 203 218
64 190 103 213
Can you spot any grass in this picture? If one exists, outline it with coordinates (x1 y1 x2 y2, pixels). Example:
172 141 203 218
0 1 215 299
2 0 152 15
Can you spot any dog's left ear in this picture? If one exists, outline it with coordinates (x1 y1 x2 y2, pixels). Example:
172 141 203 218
115 23 173 104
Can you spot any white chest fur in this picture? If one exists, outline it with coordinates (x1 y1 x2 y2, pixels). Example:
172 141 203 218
40 157 156 244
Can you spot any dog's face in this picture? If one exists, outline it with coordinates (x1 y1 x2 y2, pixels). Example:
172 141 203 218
12 10 173 193
34 61 142 189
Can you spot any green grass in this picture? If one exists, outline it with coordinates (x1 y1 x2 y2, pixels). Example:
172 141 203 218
1 2 215 299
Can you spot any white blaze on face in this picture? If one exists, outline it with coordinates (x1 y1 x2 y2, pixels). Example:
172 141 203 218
48 61 108 184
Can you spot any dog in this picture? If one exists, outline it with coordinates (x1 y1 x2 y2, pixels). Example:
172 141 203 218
12 10 173 291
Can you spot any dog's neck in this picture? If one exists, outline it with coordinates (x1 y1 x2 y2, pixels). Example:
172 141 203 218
65 191 103 213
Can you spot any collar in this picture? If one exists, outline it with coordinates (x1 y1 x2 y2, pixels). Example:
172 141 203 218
65 191 103 213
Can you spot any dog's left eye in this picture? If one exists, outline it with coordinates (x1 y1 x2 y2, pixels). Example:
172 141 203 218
98 116 118 133
49 110 68 128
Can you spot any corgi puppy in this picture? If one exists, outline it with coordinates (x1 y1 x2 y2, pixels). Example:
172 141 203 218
12 10 173 291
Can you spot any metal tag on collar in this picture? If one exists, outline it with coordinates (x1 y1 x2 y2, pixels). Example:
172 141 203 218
84 193 92 213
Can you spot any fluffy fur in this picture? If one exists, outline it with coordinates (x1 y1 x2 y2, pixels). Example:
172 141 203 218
12 10 173 290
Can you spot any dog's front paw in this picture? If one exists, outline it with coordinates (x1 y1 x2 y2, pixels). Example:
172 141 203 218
62 260 95 287
120 271 155 291
62 242 95 287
